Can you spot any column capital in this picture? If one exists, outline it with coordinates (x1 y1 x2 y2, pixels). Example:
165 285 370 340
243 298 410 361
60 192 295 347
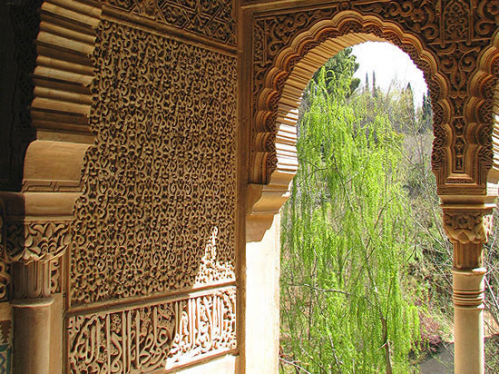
441 204 494 245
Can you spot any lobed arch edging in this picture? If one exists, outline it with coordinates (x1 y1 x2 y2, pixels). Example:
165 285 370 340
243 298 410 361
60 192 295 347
467 29 499 192
248 10 451 232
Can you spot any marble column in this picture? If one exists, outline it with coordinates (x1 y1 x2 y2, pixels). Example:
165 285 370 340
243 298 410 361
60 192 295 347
442 204 494 374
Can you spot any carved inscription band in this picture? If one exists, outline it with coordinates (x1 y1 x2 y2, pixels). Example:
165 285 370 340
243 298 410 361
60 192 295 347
68 288 237 373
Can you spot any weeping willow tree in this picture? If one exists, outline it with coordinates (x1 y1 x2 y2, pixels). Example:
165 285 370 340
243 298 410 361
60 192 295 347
280 49 421 373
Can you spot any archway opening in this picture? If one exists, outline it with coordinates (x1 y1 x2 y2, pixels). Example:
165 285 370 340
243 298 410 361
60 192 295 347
278 40 443 373
277 40 499 373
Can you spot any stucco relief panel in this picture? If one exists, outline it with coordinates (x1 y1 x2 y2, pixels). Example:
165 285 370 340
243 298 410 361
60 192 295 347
68 288 237 373
70 21 237 305
98 0 237 45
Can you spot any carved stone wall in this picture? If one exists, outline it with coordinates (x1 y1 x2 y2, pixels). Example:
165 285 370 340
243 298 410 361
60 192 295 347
67 7 238 368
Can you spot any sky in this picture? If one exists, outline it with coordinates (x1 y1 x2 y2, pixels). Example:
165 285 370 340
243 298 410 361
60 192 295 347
351 42 428 108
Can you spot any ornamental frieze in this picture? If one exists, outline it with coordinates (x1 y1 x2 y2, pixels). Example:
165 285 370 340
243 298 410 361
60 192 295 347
99 0 237 45
68 288 237 373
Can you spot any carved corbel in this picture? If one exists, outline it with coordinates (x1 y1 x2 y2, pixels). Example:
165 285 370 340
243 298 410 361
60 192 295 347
246 182 291 242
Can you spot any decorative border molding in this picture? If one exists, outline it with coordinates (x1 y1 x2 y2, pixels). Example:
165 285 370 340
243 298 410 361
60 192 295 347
99 0 237 46
67 287 237 373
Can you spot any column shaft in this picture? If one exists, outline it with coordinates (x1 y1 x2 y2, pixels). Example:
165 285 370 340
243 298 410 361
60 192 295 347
12 297 53 374
453 267 486 374
442 206 493 374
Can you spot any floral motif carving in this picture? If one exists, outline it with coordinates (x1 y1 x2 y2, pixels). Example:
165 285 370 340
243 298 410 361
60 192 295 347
443 209 494 244
251 0 498 190
5 221 71 263
100 0 236 45
68 288 237 373
71 21 237 305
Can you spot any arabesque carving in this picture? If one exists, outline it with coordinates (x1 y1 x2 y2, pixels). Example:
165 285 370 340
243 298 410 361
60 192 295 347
68 288 237 373
70 21 237 305
99 0 237 45
250 1 499 198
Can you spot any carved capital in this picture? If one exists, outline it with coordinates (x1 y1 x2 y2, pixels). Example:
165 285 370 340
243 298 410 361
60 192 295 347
442 208 493 245
12 261 51 299
5 220 72 263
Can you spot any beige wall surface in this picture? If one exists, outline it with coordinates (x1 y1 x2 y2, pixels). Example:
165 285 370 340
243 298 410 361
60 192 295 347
245 215 281 373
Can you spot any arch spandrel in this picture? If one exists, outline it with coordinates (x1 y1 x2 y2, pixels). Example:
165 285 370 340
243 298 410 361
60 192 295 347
249 0 499 218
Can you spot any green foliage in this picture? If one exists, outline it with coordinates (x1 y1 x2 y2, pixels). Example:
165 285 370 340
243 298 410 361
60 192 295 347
280 51 421 373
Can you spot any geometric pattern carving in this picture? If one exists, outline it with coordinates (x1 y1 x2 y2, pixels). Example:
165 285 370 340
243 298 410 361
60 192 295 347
443 209 494 245
251 0 499 194
67 288 237 373
0 344 10 374
99 0 236 45
0 321 11 346
70 21 237 305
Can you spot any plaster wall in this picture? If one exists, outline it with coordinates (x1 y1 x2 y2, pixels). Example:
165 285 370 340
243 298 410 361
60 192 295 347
245 215 281 373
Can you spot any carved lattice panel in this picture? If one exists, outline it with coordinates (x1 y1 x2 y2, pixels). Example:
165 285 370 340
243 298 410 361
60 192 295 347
70 21 237 305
